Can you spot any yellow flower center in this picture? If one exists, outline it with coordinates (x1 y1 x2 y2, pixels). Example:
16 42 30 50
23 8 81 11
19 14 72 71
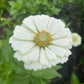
34 30 52 47
73 36 77 42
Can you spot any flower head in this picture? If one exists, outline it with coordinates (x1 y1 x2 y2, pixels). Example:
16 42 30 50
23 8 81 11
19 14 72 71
9 14 72 71
72 33 81 47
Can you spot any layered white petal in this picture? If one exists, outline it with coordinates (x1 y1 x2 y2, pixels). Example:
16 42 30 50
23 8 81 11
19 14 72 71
52 28 67 39
18 42 35 54
34 15 49 31
13 26 35 40
14 52 22 61
34 15 42 31
24 61 42 71
51 38 70 46
56 19 65 28
9 36 13 44
28 46 40 62
40 48 49 66
14 52 29 63
9 36 29 51
66 28 72 49
48 45 66 57
40 14 49 30
46 17 58 33
46 18 65 35
45 47 56 60
14 46 40 63
23 16 37 33
65 50 71 57
59 57 68 64
50 20 65 35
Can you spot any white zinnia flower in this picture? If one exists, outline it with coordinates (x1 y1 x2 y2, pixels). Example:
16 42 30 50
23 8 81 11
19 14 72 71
72 33 81 47
9 14 72 71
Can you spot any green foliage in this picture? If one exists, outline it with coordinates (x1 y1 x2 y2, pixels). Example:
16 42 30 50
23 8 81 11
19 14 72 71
71 73 80 84
0 40 15 84
0 40 2 48
32 67 61 79
0 0 9 18
77 0 84 20
7 0 75 22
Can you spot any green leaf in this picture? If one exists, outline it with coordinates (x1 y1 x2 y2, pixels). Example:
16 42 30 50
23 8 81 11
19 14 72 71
32 78 47 84
0 61 16 84
32 68 61 79
0 40 2 48
11 75 30 84
54 8 61 15
71 73 80 84
11 69 30 84
53 65 62 70
8 1 16 8
16 0 23 6
0 40 13 62
10 8 18 15
65 22 71 27
3 28 13 37
0 16 16 27
51 7 61 15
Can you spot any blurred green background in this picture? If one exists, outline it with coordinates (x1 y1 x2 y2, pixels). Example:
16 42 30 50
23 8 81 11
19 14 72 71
0 0 84 84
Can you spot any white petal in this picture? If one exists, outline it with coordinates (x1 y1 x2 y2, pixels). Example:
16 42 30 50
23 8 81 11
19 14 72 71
34 15 49 31
42 64 52 69
45 47 56 60
9 36 13 44
16 46 40 63
9 36 29 51
18 42 35 54
65 50 71 57
52 28 67 39
46 18 65 35
66 28 72 49
40 14 49 30
28 46 40 62
51 38 70 46
24 61 42 71
48 45 66 57
24 62 33 70
46 17 58 33
14 52 29 62
14 52 22 61
60 57 68 64
34 15 42 31
13 26 35 40
40 48 49 66
56 19 65 28
66 28 72 40
23 16 37 33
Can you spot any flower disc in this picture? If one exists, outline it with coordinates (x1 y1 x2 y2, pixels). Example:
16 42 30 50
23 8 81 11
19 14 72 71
34 30 52 47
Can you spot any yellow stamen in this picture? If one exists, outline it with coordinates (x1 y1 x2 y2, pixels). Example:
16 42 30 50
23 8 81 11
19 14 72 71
34 30 52 47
